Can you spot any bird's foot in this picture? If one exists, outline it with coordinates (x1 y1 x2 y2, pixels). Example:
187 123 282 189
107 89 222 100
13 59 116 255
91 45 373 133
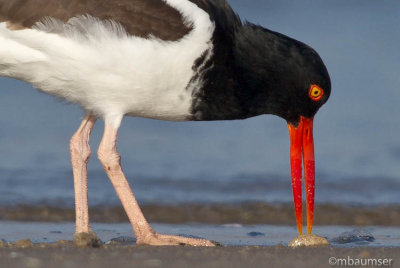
137 232 218 247
73 231 103 248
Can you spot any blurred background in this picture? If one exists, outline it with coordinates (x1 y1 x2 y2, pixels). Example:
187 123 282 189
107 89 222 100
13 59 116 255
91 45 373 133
0 0 399 208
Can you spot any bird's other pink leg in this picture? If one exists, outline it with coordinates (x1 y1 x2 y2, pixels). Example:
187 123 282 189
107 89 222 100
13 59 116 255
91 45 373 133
97 118 215 246
70 114 101 247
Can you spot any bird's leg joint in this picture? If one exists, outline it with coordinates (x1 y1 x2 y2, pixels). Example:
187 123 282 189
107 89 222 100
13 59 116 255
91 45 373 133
97 144 121 172
70 131 91 164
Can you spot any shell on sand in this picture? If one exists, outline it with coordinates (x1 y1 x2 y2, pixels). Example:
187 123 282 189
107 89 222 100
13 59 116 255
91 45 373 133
288 234 330 248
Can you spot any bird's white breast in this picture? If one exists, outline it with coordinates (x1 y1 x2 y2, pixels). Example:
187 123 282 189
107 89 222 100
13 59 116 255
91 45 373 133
0 0 215 122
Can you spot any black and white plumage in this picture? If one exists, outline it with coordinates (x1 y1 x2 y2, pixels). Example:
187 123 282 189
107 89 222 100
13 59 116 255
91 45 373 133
0 0 331 245
0 0 330 125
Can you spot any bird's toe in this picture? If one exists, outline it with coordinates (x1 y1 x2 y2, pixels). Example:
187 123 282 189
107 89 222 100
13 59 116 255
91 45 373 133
137 233 218 247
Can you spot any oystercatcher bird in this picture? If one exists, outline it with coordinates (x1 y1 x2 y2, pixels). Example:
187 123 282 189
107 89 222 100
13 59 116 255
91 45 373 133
0 0 330 246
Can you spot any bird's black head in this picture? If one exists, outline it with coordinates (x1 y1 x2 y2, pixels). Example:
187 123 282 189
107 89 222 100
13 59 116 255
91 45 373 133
235 23 331 126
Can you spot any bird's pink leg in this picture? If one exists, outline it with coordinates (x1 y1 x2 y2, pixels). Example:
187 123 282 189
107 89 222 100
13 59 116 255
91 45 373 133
70 115 97 234
97 120 215 246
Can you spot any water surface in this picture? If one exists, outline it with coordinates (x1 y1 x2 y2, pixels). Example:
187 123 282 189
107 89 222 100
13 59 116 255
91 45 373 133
1 222 399 247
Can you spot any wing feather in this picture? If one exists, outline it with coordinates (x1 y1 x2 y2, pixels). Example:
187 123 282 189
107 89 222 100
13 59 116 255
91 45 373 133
0 0 192 41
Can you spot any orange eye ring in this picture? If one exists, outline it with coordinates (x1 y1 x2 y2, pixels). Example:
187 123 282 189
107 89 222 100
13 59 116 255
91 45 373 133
308 85 324 101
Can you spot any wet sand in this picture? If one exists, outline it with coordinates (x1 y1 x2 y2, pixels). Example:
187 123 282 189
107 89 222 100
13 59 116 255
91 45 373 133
3 222 400 246
1 204 400 267
1 203 400 225
0 222 399 268
1 246 399 268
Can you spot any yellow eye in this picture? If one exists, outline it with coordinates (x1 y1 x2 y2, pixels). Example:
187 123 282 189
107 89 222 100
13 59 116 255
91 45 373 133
309 85 324 101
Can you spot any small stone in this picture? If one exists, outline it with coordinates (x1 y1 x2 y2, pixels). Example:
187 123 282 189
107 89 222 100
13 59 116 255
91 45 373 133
247 232 266 237
288 234 330 248
332 229 375 244
73 232 103 248
14 239 33 248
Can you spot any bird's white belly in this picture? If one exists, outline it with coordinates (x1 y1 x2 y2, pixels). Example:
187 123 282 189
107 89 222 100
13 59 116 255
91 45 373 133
0 0 215 121
57 36 211 121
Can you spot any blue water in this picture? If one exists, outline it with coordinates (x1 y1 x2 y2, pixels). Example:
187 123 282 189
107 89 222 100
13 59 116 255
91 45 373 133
1 169 400 206
0 1 400 206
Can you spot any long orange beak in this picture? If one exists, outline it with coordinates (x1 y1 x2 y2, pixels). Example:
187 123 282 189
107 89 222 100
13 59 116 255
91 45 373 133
287 116 315 235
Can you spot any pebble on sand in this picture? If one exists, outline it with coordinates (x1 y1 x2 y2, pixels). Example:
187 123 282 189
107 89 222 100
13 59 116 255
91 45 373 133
288 234 330 248
73 232 103 248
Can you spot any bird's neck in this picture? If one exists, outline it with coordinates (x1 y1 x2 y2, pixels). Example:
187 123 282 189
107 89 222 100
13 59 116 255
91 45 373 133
190 24 291 121
233 24 294 119
234 24 332 125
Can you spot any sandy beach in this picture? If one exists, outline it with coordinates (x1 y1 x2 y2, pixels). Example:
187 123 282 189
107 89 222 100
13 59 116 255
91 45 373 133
0 203 400 267
1 245 399 268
